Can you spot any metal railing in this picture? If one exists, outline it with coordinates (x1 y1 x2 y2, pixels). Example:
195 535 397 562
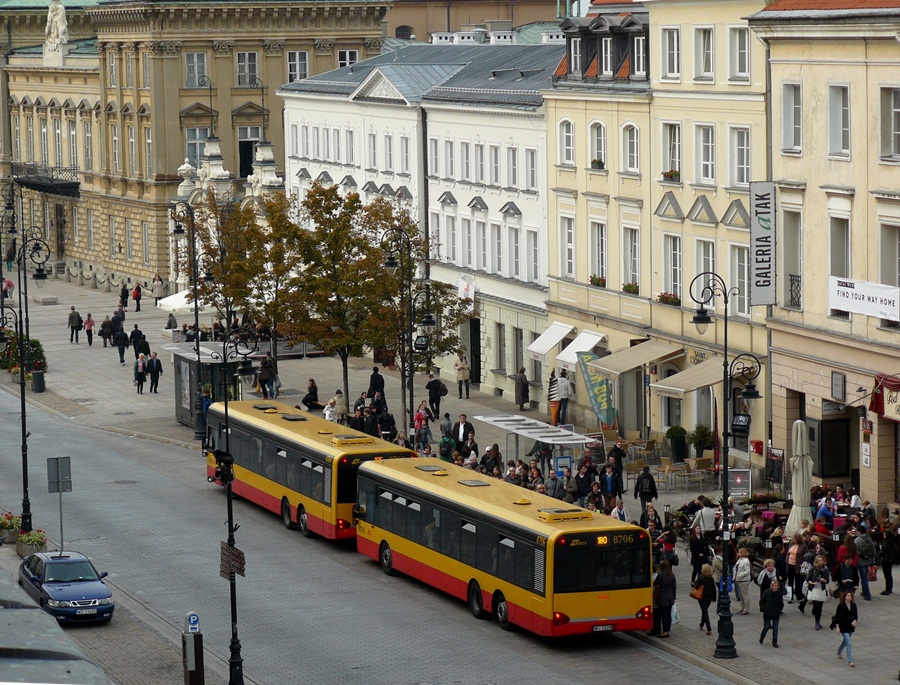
11 162 79 182
788 273 802 309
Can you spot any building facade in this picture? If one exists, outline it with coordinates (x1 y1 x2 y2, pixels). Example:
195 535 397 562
279 42 564 400
1 0 388 290
750 0 900 505
385 0 558 41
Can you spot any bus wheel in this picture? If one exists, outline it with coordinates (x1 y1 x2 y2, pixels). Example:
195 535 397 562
468 581 487 619
379 541 394 576
281 498 296 530
494 592 514 631
298 506 314 538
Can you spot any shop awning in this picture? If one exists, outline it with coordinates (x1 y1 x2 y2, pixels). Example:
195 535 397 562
587 339 684 380
526 321 575 363
651 357 724 399
556 330 607 371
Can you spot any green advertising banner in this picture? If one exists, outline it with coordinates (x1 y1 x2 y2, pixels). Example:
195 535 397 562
576 351 617 426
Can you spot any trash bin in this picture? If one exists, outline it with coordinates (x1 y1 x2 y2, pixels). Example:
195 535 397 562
31 370 45 393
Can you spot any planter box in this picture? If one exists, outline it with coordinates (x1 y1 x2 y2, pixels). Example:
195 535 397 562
16 540 47 558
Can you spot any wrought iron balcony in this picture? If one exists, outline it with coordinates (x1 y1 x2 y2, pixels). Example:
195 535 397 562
11 162 80 197
788 273 801 309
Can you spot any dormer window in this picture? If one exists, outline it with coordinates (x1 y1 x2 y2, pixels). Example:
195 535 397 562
634 36 646 77
570 37 582 73
602 37 613 76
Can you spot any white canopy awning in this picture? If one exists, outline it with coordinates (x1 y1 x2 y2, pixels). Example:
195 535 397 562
587 339 684 380
473 415 597 445
156 289 210 315
526 321 575 363
651 357 724 399
555 330 607 371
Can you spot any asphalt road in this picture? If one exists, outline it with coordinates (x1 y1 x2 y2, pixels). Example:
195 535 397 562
0 392 735 685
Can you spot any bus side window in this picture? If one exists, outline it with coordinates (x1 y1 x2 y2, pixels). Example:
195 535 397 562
460 521 477 567
476 526 497 575
498 538 515 583
407 501 421 544
440 511 460 560
515 543 533 592
422 504 438 551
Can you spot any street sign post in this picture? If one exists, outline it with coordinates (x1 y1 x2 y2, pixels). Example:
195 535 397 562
47 457 72 554
182 611 204 685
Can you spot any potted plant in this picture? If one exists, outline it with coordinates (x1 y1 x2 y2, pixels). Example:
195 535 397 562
657 292 681 306
16 528 48 558
687 423 715 458
0 512 22 544
666 425 688 462
589 274 606 287
662 169 680 182
622 282 640 295
591 159 605 170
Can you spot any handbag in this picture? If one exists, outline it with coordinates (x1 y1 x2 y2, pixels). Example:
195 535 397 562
670 602 680 625
868 565 878 582
690 585 704 601
670 553 679 566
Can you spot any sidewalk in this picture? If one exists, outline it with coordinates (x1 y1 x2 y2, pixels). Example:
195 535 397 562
3 275 898 683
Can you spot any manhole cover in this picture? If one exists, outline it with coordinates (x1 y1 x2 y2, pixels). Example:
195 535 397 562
113 480 137 485
112 412 135 416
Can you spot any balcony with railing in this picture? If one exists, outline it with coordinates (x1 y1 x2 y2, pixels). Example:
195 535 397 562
11 162 80 197
788 273 801 309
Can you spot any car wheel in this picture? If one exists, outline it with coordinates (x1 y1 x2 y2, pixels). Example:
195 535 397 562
494 592 514 631
298 506 314 538
281 498 296 530
468 581 487 619
379 541 394 576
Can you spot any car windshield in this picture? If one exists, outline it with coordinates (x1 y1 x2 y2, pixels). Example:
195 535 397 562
45 560 99 583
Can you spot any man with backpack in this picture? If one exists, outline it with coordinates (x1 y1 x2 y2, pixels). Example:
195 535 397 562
438 433 455 463
854 531 876 601
67 306 82 344
633 465 658 511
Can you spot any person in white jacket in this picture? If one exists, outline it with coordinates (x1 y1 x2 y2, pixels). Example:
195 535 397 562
691 497 719 539
733 546 753 615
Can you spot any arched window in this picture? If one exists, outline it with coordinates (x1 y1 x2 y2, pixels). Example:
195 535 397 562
589 122 606 167
395 25 413 40
558 120 574 165
622 124 639 172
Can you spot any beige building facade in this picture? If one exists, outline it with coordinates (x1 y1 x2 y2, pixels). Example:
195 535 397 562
750 1 900 506
1 0 388 290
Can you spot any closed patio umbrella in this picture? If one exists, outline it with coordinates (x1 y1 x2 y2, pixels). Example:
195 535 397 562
785 419 813 537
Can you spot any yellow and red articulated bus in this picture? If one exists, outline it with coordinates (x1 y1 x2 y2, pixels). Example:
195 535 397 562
355 458 653 636
205 401 416 540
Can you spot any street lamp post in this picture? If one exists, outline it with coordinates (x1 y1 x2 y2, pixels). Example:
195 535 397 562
690 271 762 660
2 181 51 534
209 327 258 685
171 200 208 441
381 226 437 429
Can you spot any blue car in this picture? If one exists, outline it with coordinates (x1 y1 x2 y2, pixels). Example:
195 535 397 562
18 551 115 623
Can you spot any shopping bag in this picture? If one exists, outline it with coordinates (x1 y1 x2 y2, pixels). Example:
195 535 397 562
784 586 793 603
671 602 680 625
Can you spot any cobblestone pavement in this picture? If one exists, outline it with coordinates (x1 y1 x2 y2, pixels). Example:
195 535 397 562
1 275 897 684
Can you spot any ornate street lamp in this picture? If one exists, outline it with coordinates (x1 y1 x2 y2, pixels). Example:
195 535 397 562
690 271 762 660
209 327 258 685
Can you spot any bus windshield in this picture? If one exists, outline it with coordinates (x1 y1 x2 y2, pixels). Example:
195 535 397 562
554 534 651 593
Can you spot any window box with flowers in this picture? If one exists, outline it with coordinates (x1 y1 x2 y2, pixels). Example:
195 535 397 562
657 292 681 307
662 169 680 182
622 282 640 296
16 528 48 558
589 275 606 288
591 159 605 170
0 512 22 543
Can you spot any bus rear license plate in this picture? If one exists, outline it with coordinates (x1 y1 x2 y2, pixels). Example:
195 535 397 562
593 624 613 632
76 608 97 615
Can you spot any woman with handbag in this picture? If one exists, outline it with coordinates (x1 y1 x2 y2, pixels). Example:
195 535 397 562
653 560 677 638
734 547 753 615
803 554 831 629
692 564 716 635
689 525 710 583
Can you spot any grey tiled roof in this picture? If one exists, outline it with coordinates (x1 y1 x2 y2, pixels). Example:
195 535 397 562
283 44 565 110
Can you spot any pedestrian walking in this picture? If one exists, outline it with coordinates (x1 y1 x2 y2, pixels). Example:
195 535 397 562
758 579 786 648
556 369 572 424
425 373 443 416
831 590 859 667
83 313 95 347
152 273 165 304
129 324 143 359
634 465 658 511
135 334 151 359
454 352 470 399
653 560 677 638
331 389 348 424
693 563 716 635
4 242 14 271
734 546 752 615
113 327 129 364
881 527 898 595
802 554 830 629
258 352 276 400
514 367 529 411
367 366 385 399
119 283 129 309
67 306 82 344
132 283 142 312
146 352 163 393
133 353 147 394
100 315 113 347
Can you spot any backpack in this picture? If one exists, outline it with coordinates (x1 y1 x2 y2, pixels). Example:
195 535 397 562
439 381 448 397
439 437 454 459
639 473 652 494
76 313 84 331
855 535 876 564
